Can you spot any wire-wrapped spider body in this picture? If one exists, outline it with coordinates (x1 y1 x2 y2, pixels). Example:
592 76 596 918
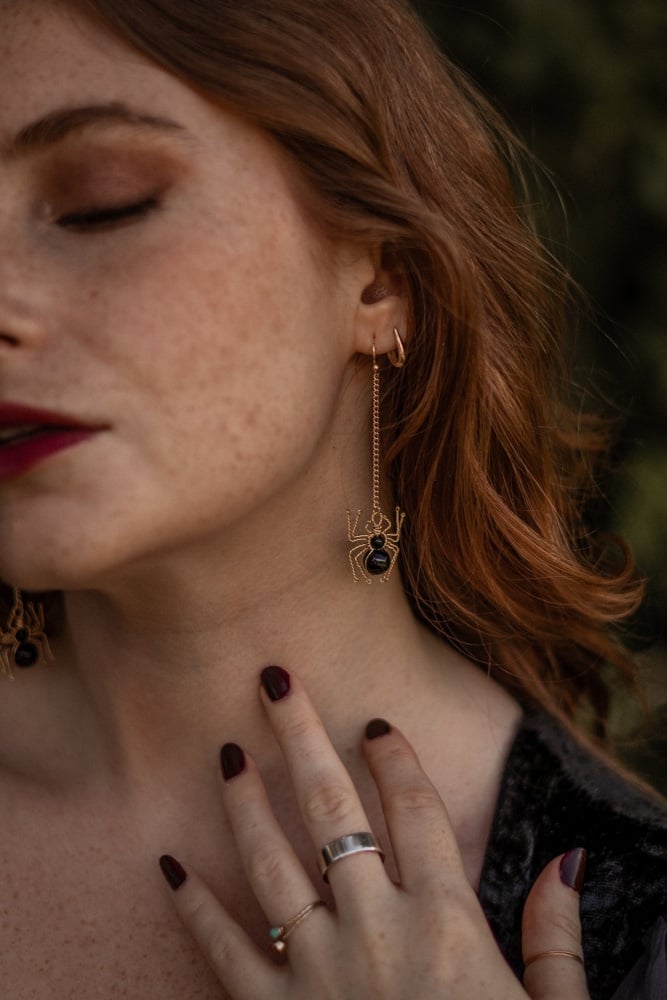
347 507 406 584
0 591 52 679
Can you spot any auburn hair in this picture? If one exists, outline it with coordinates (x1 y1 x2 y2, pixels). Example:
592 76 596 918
21 0 642 732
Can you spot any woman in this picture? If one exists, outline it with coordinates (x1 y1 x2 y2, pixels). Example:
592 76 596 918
0 1 664 998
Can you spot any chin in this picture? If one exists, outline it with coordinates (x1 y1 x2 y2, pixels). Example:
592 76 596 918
0 528 120 594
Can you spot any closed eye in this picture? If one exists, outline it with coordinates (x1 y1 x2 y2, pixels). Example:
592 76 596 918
57 197 159 230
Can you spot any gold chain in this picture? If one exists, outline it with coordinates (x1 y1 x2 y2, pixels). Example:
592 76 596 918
371 341 381 517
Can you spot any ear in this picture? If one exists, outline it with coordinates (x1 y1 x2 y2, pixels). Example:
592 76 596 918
353 250 408 358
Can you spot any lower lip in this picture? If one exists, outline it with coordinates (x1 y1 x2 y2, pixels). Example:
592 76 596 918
0 429 100 481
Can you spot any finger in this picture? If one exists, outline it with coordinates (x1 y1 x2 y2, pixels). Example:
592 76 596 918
259 667 388 899
522 849 590 1000
219 742 331 962
158 856 282 1000
363 718 467 892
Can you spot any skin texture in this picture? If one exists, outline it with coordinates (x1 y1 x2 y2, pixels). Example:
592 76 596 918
0 3 588 998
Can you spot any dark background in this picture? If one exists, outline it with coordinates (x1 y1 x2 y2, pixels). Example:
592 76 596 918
413 0 666 790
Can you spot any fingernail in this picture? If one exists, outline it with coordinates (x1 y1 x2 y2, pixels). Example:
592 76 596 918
159 854 187 891
220 742 246 781
365 718 392 740
560 848 587 893
261 666 291 701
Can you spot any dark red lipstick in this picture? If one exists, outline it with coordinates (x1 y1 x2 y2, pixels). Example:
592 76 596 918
0 403 106 480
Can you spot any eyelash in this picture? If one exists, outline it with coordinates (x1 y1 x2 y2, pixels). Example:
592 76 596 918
57 197 158 230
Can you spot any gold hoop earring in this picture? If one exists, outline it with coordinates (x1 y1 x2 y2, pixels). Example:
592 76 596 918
347 336 406 584
388 328 406 368
0 587 52 679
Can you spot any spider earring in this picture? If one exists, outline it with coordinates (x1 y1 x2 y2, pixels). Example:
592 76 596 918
0 587 52 679
347 329 406 584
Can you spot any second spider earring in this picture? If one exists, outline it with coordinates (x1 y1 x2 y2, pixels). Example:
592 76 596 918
347 329 406 584
0 587 52 679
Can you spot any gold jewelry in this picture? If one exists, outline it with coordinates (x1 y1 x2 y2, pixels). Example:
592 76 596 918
523 950 584 969
269 899 326 957
388 327 406 368
318 832 385 883
347 336 406 584
0 587 52 679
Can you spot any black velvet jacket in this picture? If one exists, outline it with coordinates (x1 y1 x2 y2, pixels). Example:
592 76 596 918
478 712 667 1000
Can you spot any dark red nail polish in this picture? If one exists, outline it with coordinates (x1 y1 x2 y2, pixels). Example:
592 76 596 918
261 666 291 701
220 742 246 781
366 718 391 740
159 854 187 891
560 848 587 893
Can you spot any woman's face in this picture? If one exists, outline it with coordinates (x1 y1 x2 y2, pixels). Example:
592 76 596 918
0 2 375 589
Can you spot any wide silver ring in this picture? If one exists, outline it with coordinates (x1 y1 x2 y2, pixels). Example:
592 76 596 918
318 832 385 883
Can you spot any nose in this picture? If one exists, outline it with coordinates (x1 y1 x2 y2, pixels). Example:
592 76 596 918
0 295 48 348
0 232 50 351
0 198 51 350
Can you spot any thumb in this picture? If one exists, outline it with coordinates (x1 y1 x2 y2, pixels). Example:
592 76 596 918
521 848 590 1000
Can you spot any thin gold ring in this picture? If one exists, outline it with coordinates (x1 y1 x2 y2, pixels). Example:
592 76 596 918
269 899 326 957
524 949 584 969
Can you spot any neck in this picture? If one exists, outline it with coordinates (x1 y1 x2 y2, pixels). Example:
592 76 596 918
57 534 444 790
6 519 521 889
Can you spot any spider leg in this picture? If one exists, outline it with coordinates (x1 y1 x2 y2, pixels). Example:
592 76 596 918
37 633 54 662
350 543 372 584
381 541 400 581
0 646 14 680
348 542 369 584
355 549 373 585
347 509 362 541
385 511 405 546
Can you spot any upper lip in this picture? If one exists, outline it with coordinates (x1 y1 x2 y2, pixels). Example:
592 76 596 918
0 402 106 433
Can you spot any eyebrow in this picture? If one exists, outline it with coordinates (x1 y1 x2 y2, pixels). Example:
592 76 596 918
5 102 190 159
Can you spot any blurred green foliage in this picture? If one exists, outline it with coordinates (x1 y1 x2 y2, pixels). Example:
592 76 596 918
412 0 666 784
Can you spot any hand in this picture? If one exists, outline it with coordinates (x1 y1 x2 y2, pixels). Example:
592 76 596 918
158 668 591 999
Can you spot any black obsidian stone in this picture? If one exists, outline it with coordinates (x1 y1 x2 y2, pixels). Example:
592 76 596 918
15 642 38 668
366 550 391 575
370 534 386 549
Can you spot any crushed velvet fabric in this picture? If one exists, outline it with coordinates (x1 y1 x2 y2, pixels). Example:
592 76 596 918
478 712 667 1000
611 918 666 1000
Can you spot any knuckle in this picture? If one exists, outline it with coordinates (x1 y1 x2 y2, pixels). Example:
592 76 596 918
281 712 325 748
282 713 315 744
183 895 220 942
387 781 442 818
208 933 235 973
549 910 582 942
382 742 416 767
246 844 290 886
302 780 357 826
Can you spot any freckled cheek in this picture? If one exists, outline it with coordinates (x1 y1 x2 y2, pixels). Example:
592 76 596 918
66 215 331 474
110 230 311 361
